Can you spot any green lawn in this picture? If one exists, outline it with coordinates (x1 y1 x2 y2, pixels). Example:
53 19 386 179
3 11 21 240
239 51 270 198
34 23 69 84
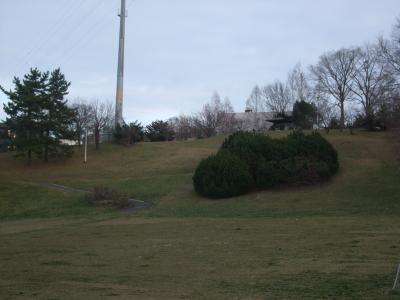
1 130 400 299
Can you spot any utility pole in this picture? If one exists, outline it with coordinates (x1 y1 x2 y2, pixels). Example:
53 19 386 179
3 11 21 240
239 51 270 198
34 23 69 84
115 0 126 127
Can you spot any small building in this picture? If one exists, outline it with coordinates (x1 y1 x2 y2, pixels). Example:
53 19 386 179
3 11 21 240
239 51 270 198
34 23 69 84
266 114 294 131
233 110 274 132
233 110 294 132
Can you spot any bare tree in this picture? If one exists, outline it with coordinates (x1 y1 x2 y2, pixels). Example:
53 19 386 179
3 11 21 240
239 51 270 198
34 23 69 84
379 18 400 74
262 80 291 116
71 98 94 146
312 84 338 131
195 92 236 137
310 48 360 131
246 85 266 130
90 100 114 149
246 85 264 112
219 97 237 134
287 63 312 103
352 44 396 129
169 114 197 140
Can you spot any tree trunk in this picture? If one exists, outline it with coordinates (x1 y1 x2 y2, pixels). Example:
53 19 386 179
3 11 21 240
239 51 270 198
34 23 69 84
340 100 345 132
44 130 49 162
95 127 100 150
77 126 82 147
27 149 31 165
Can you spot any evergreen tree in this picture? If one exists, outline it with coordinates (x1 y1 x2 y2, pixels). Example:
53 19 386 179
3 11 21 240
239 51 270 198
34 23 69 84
42 69 76 161
292 101 317 130
1 68 76 163
145 120 175 142
1 69 48 164
114 121 144 145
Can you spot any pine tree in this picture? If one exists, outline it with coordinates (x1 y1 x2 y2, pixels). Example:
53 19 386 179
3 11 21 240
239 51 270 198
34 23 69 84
1 68 77 163
1 69 48 164
42 69 76 161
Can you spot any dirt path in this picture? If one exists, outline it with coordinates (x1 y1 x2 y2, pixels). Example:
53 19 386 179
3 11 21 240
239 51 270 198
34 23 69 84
42 183 152 214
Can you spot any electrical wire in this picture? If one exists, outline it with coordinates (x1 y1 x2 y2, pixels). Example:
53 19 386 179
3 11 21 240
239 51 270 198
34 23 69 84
35 0 107 69
57 0 135 69
17 0 87 74
18 0 136 76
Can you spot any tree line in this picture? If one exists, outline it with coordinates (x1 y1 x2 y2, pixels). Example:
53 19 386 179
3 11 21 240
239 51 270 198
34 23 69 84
110 91 237 143
245 18 400 132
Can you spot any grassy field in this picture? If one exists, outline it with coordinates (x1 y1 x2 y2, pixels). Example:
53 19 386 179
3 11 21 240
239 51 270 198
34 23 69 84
1 130 400 299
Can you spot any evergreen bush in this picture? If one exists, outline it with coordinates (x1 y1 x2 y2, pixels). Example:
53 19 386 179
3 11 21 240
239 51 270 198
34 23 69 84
193 151 253 198
193 130 339 199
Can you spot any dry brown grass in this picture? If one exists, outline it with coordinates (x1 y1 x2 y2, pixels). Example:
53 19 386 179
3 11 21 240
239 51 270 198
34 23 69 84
1 216 400 299
1 130 400 299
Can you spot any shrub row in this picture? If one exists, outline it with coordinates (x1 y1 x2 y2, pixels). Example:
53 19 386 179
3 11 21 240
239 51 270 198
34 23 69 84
193 131 339 199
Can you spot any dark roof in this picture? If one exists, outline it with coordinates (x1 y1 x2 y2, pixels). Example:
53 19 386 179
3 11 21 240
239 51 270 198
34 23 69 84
266 116 293 124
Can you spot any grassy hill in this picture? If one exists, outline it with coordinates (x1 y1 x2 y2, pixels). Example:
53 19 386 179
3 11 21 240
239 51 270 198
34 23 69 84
1 131 400 299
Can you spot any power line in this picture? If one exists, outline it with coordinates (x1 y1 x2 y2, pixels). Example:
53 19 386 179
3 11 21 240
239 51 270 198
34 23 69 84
57 0 135 69
56 7 115 67
16 0 87 74
34 0 107 69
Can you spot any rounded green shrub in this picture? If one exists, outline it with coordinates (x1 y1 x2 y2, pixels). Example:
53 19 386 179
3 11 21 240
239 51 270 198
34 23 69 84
255 159 284 189
221 131 284 176
193 130 339 199
285 131 339 175
193 151 253 199
278 156 331 184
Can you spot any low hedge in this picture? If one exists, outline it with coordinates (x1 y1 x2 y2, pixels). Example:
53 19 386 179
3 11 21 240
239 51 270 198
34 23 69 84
193 131 339 199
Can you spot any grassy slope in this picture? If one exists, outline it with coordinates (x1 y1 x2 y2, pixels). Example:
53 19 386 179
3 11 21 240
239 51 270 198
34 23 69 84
1 131 400 299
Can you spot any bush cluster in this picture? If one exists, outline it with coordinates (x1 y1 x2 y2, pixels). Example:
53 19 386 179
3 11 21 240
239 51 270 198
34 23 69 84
193 151 253 199
193 131 339 199
85 186 131 208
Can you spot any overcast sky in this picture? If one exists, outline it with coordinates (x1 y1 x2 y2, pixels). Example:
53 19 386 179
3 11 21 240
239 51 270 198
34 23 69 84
0 0 399 124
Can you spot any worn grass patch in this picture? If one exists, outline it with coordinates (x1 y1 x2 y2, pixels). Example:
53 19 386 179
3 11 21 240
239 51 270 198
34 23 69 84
0 181 111 220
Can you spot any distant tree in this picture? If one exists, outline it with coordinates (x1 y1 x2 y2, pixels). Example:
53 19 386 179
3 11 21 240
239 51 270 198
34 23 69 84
352 44 396 130
42 69 76 161
246 85 264 113
1 69 47 163
245 86 266 130
219 97 237 135
262 80 292 116
114 121 144 145
310 48 360 131
292 101 317 129
287 63 312 103
312 86 338 132
145 120 175 142
1 68 75 163
72 99 93 146
379 18 400 75
169 114 197 140
126 121 144 143
195 92 236 137
90 100 114 150
329 117 341 130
